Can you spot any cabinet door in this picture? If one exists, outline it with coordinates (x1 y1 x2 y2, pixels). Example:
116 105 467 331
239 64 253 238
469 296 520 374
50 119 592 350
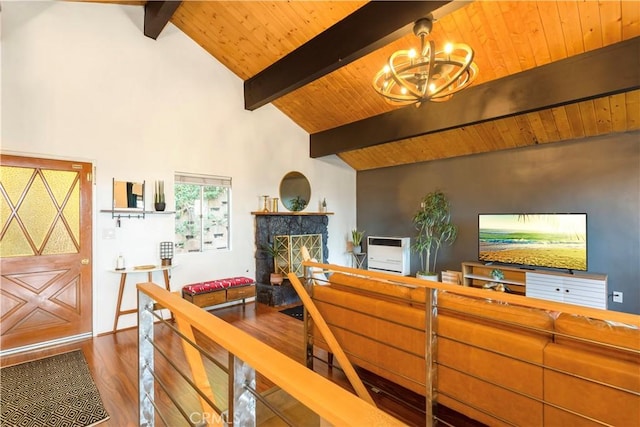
526 273 563 302
562 276 607 309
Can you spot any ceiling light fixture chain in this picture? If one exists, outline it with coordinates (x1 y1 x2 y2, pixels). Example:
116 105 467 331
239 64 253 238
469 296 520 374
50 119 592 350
373 14 478 107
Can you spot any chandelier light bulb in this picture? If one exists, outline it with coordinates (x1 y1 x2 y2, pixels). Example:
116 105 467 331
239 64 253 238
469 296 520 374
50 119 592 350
372 15 478 107
444 43 454 55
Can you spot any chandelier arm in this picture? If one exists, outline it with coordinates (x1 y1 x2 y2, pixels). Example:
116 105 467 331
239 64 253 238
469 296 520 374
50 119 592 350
388 51 426 99
428 45 476 99
423 40 436 98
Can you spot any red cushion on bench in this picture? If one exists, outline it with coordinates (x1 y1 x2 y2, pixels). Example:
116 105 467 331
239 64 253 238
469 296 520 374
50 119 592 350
182 276 255 295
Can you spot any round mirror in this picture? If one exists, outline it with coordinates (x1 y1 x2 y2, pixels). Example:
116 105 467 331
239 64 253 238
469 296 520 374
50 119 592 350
279 171 311 211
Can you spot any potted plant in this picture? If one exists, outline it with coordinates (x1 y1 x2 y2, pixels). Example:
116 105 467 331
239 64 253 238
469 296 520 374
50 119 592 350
351 229 365 253
261 241 285 285
154 180 166 212
490 268 504 281
412 190 457 281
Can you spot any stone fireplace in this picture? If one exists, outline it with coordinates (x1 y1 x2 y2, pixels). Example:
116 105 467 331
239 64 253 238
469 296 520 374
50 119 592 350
253 212 331 306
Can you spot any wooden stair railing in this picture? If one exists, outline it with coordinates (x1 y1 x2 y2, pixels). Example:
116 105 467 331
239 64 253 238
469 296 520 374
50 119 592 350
287 272 376 406
137 282 405 426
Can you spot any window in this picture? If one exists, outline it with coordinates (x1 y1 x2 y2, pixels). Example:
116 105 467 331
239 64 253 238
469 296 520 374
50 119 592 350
174 173 231 253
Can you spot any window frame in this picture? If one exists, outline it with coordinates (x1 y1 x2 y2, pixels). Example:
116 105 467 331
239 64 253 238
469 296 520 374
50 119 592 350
174 172 232 253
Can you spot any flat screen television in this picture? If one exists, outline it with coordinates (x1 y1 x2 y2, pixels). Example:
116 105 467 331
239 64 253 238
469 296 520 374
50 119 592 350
478 213 587 271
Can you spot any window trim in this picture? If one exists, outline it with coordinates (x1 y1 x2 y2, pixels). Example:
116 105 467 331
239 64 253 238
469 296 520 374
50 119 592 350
174 172 232 253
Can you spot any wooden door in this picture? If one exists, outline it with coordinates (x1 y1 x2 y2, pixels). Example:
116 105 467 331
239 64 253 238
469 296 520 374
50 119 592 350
1 155 93 350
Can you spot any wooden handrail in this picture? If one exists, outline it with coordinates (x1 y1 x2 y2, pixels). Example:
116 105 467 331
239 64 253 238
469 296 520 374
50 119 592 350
302 260 640 326
137 283 405 426
287 272 376 406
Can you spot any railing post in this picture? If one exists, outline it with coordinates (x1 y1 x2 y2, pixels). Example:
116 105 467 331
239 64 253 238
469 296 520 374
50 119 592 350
425 288 436 427
228 354 256 426
139 290 155 426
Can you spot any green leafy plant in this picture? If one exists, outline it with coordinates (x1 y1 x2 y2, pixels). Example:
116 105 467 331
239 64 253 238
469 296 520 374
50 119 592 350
412 190 457 276
351 229 365 247
261 240 287 274
290 195 307 212
260 241 282 258
491 269 505 280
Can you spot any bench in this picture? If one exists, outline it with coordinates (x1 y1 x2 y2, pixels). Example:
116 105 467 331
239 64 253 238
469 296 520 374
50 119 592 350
182 276 256 308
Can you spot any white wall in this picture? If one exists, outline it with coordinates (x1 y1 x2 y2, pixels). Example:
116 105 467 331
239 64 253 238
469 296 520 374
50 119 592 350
1 1 357 334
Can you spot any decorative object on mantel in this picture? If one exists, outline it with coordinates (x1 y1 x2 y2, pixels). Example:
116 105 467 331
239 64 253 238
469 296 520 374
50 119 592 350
321 198 327 213
351 229 365 254
372 14 478 107
271 197 279 213
261 195 270 212
154 180 166 212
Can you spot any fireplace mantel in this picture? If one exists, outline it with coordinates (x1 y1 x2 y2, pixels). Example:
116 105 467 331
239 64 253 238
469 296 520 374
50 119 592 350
251 211 333 216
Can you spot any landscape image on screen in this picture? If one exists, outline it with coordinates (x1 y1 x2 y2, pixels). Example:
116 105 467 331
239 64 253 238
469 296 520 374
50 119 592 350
479 214 587 271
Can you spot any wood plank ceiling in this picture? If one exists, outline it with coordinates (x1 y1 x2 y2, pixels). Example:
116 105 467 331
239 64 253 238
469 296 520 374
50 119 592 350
156 2 639 170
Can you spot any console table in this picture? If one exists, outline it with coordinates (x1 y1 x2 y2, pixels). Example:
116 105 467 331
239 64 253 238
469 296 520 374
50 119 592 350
111 265 174 332
461 261 608 309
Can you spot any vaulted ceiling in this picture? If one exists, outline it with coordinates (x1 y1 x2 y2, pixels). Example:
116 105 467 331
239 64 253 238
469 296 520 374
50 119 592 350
124 1 639 170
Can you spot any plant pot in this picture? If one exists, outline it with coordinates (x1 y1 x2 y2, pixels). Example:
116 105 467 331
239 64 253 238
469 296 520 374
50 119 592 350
154 202 166 212
417 272 438 281
270 273 284 286
352 245 362 254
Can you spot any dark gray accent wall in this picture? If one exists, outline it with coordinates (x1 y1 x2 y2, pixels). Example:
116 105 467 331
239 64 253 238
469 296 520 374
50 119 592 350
357 131 640 314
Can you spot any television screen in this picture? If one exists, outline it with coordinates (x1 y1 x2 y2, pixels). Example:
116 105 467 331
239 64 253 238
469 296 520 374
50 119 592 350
478 213 587 271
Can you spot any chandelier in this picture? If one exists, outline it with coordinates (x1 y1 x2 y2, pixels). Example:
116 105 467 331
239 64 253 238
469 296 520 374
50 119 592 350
373 15 478 107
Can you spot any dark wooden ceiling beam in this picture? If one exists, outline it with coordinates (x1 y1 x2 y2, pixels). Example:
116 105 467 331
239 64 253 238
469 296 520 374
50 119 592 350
244 1 452 111
144 1 182 40
310 37 640 158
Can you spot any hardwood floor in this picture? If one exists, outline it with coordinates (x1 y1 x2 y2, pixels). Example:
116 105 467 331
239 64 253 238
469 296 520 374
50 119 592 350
0 302 434 426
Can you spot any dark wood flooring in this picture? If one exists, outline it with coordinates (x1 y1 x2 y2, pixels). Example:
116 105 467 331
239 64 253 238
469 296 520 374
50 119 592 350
0 302 476 426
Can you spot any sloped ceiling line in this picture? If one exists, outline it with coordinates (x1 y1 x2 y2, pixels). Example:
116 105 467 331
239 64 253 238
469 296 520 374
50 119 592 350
310 37 640 158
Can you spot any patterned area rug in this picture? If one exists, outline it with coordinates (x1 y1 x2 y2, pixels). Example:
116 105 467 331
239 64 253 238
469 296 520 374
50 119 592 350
1 350 109 427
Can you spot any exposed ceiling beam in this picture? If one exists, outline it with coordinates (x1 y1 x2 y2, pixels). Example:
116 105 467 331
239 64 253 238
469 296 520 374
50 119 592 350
310 37 640 158
144 1 182 40
243 0 453 111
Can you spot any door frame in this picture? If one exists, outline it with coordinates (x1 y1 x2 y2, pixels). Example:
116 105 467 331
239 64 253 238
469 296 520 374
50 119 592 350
0 151 96 356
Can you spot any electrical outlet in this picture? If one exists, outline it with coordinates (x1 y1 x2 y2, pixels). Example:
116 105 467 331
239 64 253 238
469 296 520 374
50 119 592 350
613 291 623 303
